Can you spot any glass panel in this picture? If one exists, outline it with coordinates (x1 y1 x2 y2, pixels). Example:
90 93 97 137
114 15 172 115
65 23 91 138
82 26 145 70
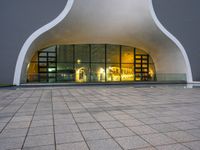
27 44 156 83
135 69 141 72
142 68 148 72
106 64 120 82
75 45 89 63
75 63 90 82
106 45 120 63
48 57 56 62
39 68 47 72
57 63 74 73
39 57 47 62
156 73 186 81
27 62 38 82
48 73 56 83
49 73 56 78
136 48 148 55
43 46 56 52
48 53 56 57
57 45 73 63
149 63 156 81
142 64 148 68
91 44 105 63
135 55 142 59
135 60 141 63
121 64 134 81
57 63 75 82
142 55 148 59
39 52 47 57
135 64 141 68
135 73 142 81
91 63 105 82
39 62 47 67
142 60 148 63
49 62 56 67
48 68 56 72
142 73 149 81
39 73 48 82
122 46 134 63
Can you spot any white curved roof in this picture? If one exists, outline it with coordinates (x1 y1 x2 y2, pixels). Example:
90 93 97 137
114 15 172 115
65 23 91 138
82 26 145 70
14 0 192 84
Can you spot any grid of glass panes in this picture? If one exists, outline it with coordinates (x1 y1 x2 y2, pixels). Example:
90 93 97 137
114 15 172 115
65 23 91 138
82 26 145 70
27 44 156 83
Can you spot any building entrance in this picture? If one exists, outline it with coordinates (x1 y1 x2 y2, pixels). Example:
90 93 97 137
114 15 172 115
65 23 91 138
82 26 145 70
38 48 57 82
27 44 156 83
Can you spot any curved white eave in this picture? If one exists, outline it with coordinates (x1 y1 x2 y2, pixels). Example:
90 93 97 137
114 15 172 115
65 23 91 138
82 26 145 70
13 0 74 85
13 0 193 85
149 0 193 83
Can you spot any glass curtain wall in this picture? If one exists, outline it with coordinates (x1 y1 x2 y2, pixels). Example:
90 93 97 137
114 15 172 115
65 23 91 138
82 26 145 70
27 44 156 83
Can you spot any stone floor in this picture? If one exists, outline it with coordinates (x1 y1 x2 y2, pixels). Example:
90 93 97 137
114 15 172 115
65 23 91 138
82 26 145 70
0 85 200 150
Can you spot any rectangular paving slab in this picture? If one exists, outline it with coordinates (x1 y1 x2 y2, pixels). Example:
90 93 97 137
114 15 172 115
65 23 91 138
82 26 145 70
0 85 199 149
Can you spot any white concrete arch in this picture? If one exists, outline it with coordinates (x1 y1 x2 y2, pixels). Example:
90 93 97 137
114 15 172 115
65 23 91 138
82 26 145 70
13 0 74 85
148 0 192 83
13 0 193 85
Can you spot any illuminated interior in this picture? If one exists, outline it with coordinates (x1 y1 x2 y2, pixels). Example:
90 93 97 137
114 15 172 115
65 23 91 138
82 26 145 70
27 44 156 83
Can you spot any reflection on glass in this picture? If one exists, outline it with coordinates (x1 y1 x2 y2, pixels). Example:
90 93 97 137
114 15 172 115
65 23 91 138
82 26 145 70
57 63 74 82
149 63 156 81
106 64 120 82
43 46 56 52
27 44 156 83
75 63 89 82
107 45 120 63
136 48 147 54
48 68 56 72
75 45 89 63
122 46 134 63
57 45 73 62
38 73 48 83
39 57 47 62
91 45 105 63
91 64 105 82
121 64 134 81
27 62 38 82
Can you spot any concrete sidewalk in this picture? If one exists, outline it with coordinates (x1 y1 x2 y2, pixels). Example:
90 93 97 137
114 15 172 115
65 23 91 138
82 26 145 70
0 85 199 150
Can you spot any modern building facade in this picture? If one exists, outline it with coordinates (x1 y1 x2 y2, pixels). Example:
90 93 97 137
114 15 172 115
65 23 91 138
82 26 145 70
1 0 200 85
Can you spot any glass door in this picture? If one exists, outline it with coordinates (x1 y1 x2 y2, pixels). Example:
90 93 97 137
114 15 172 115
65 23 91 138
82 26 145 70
134 54 149 81
38 48 57 83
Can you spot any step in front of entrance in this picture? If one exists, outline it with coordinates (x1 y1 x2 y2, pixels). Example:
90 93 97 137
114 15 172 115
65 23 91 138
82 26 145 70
20 81 187 88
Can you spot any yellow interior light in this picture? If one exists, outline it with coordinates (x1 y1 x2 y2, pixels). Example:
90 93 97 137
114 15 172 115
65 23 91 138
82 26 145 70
77 59 81 64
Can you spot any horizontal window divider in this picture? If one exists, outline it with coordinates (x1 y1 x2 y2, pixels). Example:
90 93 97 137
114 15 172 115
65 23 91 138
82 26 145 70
57 62 105 64
38 51 56 54
121 63 135 65
71 62 105 64
57 62 75 63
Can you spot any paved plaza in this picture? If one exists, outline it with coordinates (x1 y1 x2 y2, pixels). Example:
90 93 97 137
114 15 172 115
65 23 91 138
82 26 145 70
0 85 200 150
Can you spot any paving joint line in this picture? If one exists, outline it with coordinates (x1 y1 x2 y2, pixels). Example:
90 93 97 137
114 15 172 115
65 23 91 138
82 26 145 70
73 97 126 150
21 89 44 149
0 91 36 134
62 93 91 150
51 89 58 150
